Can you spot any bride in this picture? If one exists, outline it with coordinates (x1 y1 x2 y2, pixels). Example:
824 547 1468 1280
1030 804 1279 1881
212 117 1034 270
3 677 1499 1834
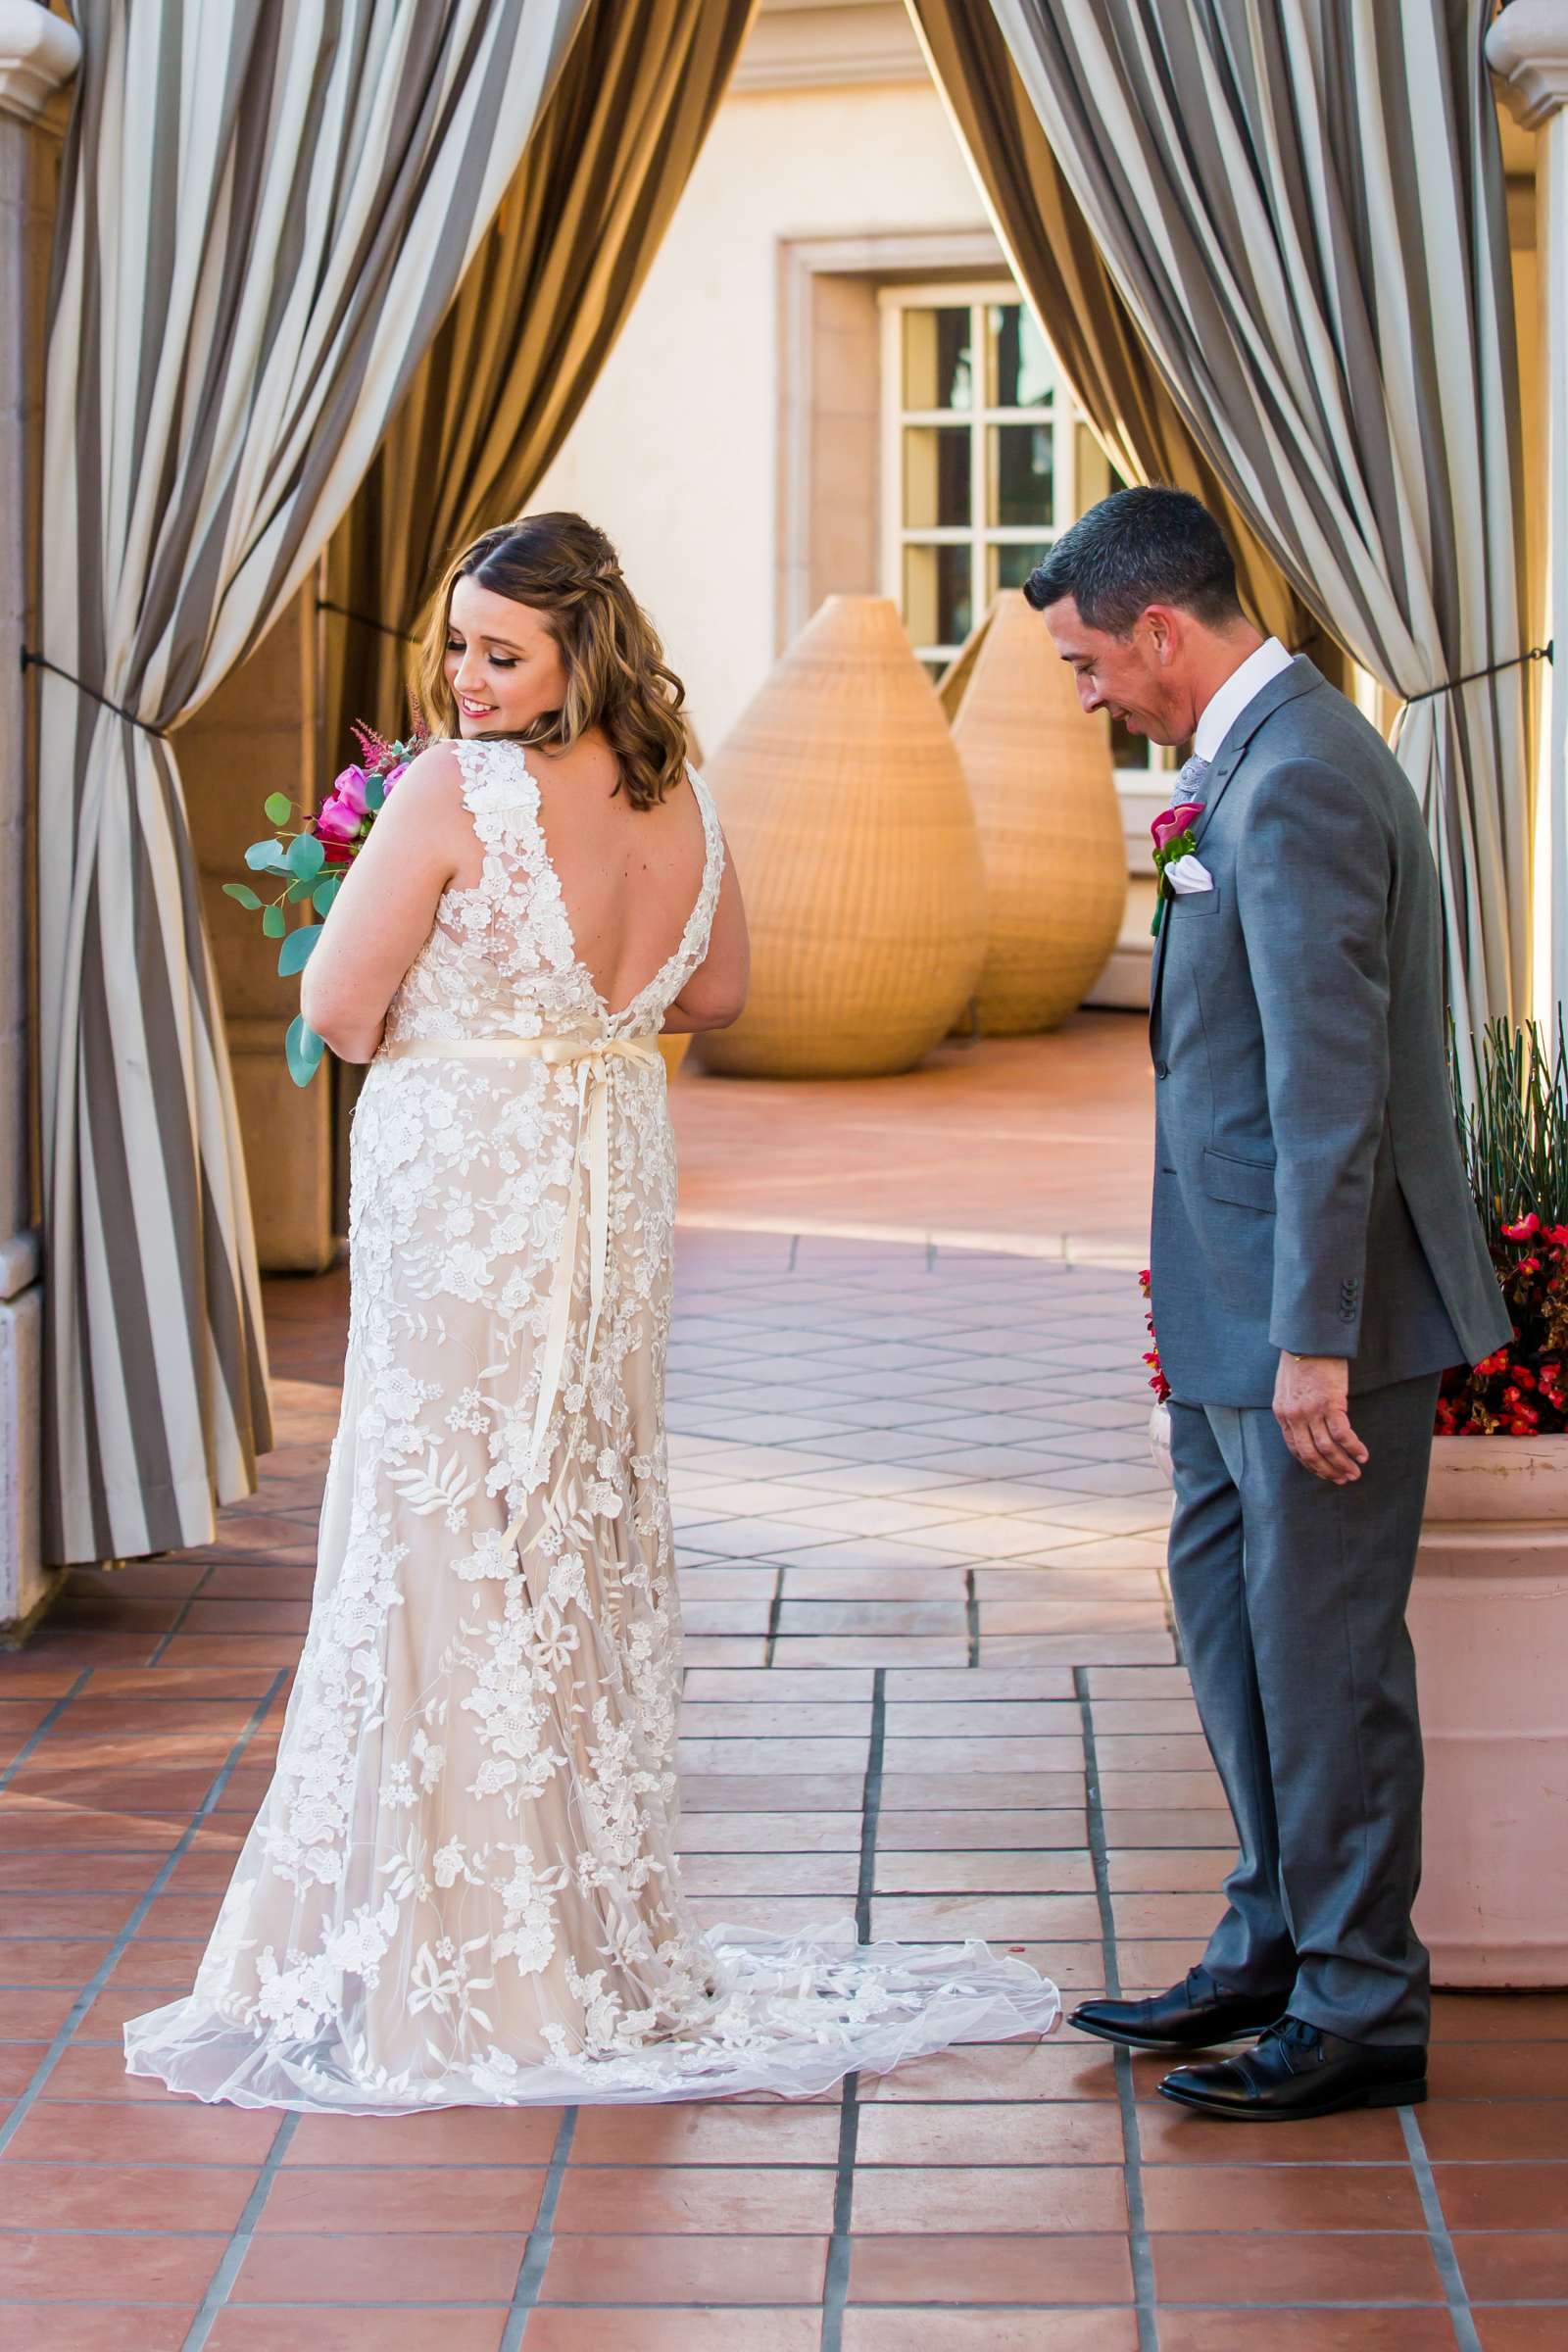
124 512 1059 2111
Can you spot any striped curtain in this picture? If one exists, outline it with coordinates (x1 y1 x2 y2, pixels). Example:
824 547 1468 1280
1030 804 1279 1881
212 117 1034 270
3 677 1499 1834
981 0 1532 1040
322 0 757 765
37 0 585 1565
907 0 1325 663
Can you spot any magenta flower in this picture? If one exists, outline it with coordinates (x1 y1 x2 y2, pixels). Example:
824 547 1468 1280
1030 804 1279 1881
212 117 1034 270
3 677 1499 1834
330 763 371 817
1152 801 1205 854
381 761 408 796
314 791 363 847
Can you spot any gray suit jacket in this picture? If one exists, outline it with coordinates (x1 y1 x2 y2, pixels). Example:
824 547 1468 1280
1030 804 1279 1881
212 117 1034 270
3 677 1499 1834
1149 658 1509 1406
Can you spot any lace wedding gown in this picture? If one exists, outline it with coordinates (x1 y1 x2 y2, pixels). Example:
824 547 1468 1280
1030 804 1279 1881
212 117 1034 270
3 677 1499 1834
124 736 1058 2112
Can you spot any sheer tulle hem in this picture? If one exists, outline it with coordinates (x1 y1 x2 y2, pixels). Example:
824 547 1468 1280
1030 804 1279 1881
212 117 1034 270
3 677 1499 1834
122 1919 1060 2114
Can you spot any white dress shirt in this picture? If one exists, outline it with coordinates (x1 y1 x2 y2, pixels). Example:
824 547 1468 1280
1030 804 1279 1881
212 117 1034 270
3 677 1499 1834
1191 636 1294 765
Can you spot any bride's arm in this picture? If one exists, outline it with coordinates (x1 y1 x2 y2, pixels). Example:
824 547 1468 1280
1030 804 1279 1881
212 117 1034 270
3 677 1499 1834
662 846 749 1034
300 745 467 1061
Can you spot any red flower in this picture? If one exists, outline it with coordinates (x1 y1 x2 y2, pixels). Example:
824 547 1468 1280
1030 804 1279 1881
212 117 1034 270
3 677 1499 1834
1152 802 1205 854
1502 1213 1543 1241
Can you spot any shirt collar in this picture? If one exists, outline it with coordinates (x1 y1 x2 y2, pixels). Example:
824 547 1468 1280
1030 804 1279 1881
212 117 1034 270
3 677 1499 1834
1191 637 1294 765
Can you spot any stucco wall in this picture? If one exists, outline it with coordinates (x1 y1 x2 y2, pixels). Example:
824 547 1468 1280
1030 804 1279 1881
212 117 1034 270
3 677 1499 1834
532 78 991 758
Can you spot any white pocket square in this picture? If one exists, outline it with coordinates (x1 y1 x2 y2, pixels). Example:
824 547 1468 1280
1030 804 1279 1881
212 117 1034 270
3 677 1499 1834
1164 854 1213 896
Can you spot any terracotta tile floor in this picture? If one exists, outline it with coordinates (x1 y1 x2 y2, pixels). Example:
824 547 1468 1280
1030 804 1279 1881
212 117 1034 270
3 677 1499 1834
2 1021 1563 2348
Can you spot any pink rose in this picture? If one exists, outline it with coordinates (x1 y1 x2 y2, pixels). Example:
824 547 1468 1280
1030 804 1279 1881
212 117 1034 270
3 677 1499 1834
314 790 364 854
381 761 408 797
330 763 371 817
1152 800 1205 853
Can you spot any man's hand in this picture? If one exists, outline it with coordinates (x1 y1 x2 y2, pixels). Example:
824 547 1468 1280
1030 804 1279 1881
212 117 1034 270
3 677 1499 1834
1273 1354 1368 1484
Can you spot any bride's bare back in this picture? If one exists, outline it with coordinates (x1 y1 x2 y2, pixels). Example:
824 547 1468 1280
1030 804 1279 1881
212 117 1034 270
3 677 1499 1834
528 733 710 1018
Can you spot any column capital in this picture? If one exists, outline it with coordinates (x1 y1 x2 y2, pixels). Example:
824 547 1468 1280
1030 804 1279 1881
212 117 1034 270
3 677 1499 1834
1489 0 1568 129
0 2 79 127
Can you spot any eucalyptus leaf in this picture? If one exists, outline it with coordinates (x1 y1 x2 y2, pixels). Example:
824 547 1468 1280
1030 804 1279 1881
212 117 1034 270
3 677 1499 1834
245 839 291 874
222 883 262 910
264 791 293 826
285 1013 326 1089
285 874 317 904
365 776 385 812
277 922 321 977
261 904 286 939
286 831 326 881
313 875 342 915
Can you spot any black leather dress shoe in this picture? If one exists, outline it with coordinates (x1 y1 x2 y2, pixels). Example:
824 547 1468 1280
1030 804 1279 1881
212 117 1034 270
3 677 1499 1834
1069 1967 1289 2052
1158 2014 1427 2120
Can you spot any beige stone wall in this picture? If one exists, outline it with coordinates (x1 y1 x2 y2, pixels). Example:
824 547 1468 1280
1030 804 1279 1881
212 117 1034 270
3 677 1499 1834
532 74 992 754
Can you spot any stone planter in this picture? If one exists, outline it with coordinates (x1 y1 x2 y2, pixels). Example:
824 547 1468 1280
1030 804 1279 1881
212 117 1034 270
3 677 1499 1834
1147 1404 1568 1987
1408 1435 1568 1986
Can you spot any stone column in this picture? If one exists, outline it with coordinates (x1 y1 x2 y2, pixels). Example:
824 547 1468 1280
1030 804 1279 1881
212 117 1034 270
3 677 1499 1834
1489 0 1568 1023
0 3 77 1632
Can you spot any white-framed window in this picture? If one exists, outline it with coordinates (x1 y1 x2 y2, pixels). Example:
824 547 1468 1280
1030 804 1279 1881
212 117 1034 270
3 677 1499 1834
880 281 1166 772
880 283 1075 680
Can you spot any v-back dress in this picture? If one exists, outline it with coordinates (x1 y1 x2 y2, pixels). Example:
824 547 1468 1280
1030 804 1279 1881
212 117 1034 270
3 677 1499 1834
124 736 1059 2111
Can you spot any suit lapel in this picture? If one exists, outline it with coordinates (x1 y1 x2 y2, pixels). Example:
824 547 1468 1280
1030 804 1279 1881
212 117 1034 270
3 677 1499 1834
1189 658 1323 854
1147 658 1323 1051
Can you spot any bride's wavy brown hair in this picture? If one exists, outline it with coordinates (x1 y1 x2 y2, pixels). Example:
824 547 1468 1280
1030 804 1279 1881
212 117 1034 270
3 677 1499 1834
411 514 689 809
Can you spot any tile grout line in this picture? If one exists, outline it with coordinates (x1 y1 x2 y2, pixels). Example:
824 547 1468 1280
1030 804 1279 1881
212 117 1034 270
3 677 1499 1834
148 1562 220 1667
763 1563 786 1669
1076 1662 1159 2352
0 1668 92 1794
0 1668 290 2158
1398 2105 1483 2352
179 2110 300 2352
501 2104 579 2349
819 1664 886 2352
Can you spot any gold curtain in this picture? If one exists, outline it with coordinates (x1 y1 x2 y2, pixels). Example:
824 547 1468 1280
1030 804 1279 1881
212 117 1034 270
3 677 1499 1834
322 0 758 760
907 0 1338 674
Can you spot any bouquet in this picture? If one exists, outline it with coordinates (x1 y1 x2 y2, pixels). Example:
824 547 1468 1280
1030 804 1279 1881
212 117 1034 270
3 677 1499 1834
224 724 424 1086
1438 1012 1568 1437
1139 1268 1171 1405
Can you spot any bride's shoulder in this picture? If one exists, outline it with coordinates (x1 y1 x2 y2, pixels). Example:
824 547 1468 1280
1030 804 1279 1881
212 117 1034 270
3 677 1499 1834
430 733 538 809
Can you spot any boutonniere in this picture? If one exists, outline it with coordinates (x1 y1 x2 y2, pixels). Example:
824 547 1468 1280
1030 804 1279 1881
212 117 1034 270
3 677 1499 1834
1150 802 1213 936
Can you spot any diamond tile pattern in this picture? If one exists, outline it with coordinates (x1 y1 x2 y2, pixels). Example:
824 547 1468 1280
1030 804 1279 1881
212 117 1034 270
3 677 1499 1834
1 1029 1559 2347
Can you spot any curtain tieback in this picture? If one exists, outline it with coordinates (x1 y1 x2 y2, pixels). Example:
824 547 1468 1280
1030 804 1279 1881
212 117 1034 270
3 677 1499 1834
21 649 170 739
1403 642 1552 705
315 596 418 648
382 1031 665 1544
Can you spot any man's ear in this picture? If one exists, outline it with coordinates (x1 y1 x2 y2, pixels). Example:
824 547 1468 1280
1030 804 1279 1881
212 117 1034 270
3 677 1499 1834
1141 604 1185 666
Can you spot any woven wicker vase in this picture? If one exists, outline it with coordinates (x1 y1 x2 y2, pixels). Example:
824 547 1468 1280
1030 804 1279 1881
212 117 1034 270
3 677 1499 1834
951 592 1126 1035
694 597 986 1078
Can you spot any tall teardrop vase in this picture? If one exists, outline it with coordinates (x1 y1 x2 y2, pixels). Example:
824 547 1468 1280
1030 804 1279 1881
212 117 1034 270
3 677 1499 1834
695 597 986 1079
949 591 1126 1035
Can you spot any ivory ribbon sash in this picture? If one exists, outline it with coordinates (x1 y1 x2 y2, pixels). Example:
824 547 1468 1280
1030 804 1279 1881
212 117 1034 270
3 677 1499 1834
382 1031 665 1548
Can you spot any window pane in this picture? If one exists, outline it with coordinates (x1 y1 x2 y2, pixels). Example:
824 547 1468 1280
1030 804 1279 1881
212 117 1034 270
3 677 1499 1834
987 543 1049 599
904 425 971 529
904 543 973 649
1112 715 1152 769
989 303 1054 409
989 423 1054 527
903 307 973 411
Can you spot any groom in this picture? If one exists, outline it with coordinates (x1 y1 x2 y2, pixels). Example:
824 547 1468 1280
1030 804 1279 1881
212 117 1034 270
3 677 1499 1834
1026 488 1509 2121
